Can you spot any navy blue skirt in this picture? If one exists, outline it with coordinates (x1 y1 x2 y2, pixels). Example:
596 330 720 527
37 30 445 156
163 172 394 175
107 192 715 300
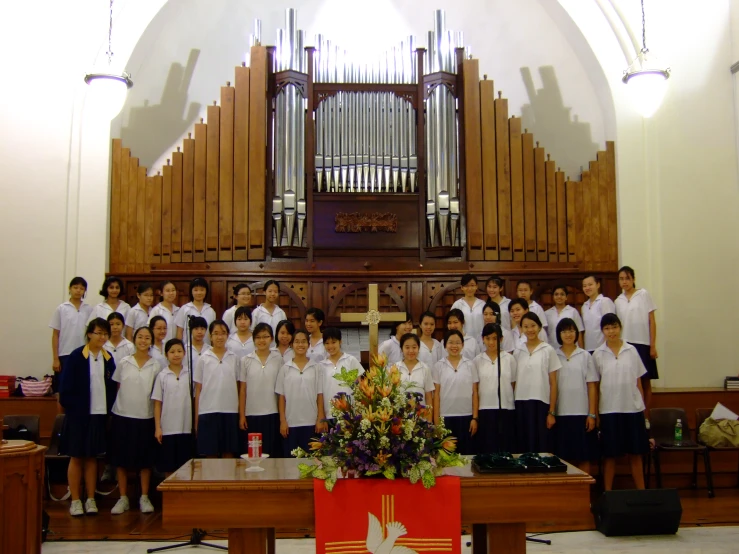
553 415 599 463
110 414 157 470
244 413 281 457
630 342 659 380
283 425 316 458
443 415 477 455
197 413 240 457
600 412 649 457
157 433 194 473
477 408 516 454
59 413 107 458
515 399 553 454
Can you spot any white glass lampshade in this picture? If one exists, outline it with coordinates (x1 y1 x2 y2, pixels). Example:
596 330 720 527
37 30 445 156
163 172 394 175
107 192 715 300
84 73 133 119
623 51 670 118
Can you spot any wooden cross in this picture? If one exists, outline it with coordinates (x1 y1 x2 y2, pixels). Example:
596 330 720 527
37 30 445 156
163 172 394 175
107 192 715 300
340 284 407 357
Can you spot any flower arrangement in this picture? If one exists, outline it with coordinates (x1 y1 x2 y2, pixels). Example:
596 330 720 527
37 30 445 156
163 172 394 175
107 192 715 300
293 353 467 491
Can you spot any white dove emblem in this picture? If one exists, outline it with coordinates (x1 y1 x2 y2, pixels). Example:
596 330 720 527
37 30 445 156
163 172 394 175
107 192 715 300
365 512 417 554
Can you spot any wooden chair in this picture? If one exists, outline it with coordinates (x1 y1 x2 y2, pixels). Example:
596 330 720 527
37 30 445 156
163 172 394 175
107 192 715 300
696 408 739 490
649 407 714 498
2 414 40 443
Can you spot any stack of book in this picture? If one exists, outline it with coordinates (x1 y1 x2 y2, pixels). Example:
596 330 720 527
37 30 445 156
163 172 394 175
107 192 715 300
725 376 739 391
0 375 16 398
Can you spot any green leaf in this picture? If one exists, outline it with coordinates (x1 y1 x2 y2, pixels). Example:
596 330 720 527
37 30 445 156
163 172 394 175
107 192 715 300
409 466 421 484
297 463 315 478
325 477 336 492
313 468 328 480
421 470 436 489
383 467 396 480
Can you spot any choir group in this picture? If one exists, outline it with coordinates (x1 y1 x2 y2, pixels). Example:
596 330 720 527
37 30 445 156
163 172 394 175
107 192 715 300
49 270 658 517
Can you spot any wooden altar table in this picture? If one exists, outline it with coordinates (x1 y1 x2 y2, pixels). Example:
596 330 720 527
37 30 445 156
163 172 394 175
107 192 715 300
159 457 594 554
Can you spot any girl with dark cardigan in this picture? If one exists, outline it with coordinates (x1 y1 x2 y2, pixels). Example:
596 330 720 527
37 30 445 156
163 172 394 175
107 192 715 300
59 318 117 517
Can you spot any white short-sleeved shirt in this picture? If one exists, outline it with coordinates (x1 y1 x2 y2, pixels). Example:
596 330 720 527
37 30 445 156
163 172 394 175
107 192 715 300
272 346 295 364
151 367 192 435
527 300 548 328
593 342 647 414
397 360 435 398
379 336 403 366
222 305 256 335
432 357 479 417
512 342 561 403
488 296 512 330
125 303 151 333
512 326 549 347
149 303 180 343
112 355 162 419
175 302 217 344
477 328 516 355
105 338 135 368
184 343 210 370
555 347 599 416
443 335 479 361
545 305 584 347
226 334 255 360
88 300 131 324
451 297 487 342
240 351 283 416
49 301 93 356
581 295 616 351
307 337 327 363
194 349 241 415
89 351 108 415
418 338 443 368
149 345 168 370
275 359 322 427
474 351 517 410
615 289 657 346
251 304 287 335
319 353 364 418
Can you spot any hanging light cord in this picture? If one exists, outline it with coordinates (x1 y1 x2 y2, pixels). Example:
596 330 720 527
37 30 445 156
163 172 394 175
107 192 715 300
106 0 114 65
640 0 648 53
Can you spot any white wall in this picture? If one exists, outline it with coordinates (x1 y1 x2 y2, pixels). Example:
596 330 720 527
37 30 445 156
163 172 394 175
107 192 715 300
0 0 737 387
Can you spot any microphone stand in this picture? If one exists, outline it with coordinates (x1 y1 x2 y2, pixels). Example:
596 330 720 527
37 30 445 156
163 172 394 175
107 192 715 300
148 316 226 553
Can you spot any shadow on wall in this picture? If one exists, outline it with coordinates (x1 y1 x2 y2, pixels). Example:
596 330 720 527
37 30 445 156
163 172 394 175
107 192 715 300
120 49 202 170
519 66 600 178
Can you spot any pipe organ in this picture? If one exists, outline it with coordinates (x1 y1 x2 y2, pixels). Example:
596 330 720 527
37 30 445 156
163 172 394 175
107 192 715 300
108 8 618 273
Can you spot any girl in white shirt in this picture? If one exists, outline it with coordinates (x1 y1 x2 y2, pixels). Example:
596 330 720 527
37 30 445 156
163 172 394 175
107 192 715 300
418 311 443 368
88 276 131 323
125 282 155 340
49 276 92 389
451 273 486 341
615 265 658 411
305 308 327 362
513 313 561 453
444 309 479 360
593 313 648 491
486 275 511 331
105 312 135 367
148 315 168 369
226 307 254 359
396 334 435 407
110 326 162 515
581 274 616 353
553 318 599 474
276 329 325 457
379 318 413 366
251 280 288 333
175 278 216 344
148 280 179 343
545 284 584 348
152 339 193 476
239 323 284 457
478 301 515 354
474 323 517 453
509 298 548 345
223 283 253 335
516 280 547 329
317 327 364 428
184 317 210 369
273 320 295 363
194 320 242 458
433 330 479 454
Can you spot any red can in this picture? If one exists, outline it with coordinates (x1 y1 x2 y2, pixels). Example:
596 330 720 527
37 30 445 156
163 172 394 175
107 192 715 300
247 433 263 458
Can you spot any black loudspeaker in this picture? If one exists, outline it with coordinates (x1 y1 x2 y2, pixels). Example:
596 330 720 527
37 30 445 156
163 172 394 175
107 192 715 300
593 489 682 536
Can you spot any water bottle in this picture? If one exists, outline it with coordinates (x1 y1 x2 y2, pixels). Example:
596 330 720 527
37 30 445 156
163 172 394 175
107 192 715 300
674 418 683 446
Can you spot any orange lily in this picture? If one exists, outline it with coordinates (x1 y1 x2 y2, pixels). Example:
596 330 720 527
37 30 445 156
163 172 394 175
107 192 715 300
375 451 391 466
308 441 323 451
442 437 457 452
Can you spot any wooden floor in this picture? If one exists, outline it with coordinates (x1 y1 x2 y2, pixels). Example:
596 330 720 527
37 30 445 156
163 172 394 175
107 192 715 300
44 486 739 542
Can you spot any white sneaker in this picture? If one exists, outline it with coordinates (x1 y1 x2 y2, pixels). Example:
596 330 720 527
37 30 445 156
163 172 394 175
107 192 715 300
69 499 84 517
111 496 130 515
85 498 98 515
139 495 154 514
